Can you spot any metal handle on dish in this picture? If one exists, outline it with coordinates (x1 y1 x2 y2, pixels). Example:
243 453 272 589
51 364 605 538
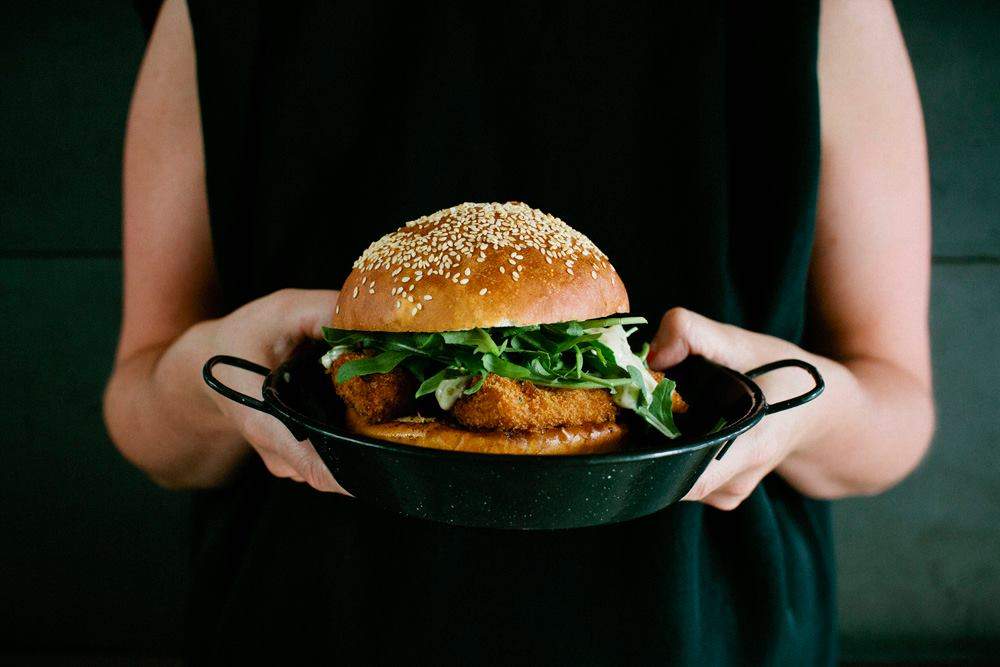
202 355 310 441
745 358 825 415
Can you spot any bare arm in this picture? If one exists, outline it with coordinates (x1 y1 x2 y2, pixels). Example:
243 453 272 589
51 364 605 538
779 0 933 495
648 0 933 505
103 0 342 492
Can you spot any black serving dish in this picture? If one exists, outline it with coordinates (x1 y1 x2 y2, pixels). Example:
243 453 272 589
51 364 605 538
203 343 822 530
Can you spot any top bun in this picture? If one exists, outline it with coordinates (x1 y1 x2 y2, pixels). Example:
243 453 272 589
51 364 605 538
331 202 629 332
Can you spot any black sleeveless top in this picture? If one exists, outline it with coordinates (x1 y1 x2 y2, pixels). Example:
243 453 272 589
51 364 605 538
183 2 835 664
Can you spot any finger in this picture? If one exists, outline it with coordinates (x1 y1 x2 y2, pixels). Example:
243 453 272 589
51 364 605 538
699 470 766 511
279 288 341 340
700 490 745 512
646 307 766 372
257 449 300 479
646 308 727 369
254 427 349 494
259 289 341 362
681 432 762 502
287 440 351 495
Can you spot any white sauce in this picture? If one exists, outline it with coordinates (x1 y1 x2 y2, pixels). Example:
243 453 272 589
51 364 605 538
320 345 353 369
435 375 471 410
587 324 657 409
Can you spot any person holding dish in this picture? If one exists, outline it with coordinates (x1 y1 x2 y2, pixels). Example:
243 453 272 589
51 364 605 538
105 0 932 663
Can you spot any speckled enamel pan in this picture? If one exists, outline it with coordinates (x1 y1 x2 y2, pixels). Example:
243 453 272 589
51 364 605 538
203 342 822 530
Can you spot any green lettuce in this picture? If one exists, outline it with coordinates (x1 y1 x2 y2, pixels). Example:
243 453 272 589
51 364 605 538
322 316 681 437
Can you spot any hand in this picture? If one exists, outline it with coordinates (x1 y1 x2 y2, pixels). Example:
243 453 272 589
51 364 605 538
646 308 820 510
202 289 349 494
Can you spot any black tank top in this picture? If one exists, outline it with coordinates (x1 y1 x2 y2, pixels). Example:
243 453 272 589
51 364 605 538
185 2 835 663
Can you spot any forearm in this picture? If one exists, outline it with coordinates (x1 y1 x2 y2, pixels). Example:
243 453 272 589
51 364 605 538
776 350 934 499
103 319 249 488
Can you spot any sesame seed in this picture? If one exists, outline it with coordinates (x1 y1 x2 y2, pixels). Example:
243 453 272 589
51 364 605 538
368 289 374 294
411 307 418 315
408 285 414 291
407 295 414 302
567 267 574 275
352 286 359 298
479 288 488 295
416 302 423 310
335 305 340 314
349 202 609 284
423 294 432 301
395 300 401 309
512 271 520 281
464 267 471 276
591 270 598 279
499 266 505 274
459 278 469 285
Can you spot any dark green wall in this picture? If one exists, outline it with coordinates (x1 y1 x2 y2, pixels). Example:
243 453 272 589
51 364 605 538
0 0 188 657
833 1 1000 661
1 0 997 660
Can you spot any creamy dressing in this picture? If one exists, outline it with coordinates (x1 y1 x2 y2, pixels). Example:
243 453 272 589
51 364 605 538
435 375 471 410
587 324 657 409
320 345 353 370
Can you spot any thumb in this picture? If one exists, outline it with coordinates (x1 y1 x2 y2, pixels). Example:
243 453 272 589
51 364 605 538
275 288 341 340
253 289 340 364
646 307 758 371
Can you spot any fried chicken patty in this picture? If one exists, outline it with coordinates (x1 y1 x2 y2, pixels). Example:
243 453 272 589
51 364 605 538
450 374 618 431
331 351 687 429
330 352 416 423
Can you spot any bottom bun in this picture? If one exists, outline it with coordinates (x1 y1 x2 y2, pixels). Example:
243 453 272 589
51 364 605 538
344 408 626 455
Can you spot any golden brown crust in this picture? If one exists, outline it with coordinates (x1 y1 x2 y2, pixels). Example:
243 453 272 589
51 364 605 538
330 202 629 332
344 408 626 455
330 352 417 423
450 374 618 431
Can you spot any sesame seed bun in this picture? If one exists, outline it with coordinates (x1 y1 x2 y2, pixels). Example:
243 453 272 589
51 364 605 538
345 408 626 455
331 202 629 332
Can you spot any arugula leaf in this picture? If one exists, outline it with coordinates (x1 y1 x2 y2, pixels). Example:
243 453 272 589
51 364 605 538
321 316 682 437
335 350 411 383
464 373 487 395
637 342 650 368
482 354 534 379
576 316 647 330
322 327 366 347
415 368 451 398
441 328 501 355
635 378 680 438
627 365 652 405
553 332 602 353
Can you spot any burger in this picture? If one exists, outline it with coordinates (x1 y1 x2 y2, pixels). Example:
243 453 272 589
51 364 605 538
321 202 686 455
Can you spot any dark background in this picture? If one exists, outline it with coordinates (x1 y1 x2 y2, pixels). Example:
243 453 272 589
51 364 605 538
1 1 997 662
